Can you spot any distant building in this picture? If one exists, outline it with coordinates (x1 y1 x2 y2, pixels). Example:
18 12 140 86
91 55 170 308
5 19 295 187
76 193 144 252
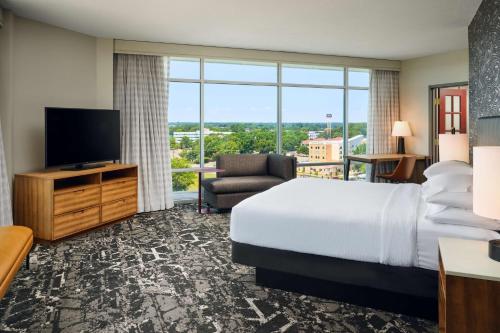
307 131 321 139
303 135 364 162
172 128 232 143
347 134 364 152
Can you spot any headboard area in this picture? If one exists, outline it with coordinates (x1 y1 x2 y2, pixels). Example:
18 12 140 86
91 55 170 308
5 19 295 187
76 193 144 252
477 116 500 146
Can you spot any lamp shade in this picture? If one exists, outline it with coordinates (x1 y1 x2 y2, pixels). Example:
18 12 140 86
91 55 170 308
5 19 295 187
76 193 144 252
439 134 469 163
392 121 412 137
473 146 500 220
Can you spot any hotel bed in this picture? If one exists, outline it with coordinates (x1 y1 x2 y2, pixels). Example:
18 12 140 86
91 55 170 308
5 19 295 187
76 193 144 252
231 179 498 271
230 116 500 319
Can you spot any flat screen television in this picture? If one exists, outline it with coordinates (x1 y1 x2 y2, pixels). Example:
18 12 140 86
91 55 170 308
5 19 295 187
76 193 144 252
45 107 120 170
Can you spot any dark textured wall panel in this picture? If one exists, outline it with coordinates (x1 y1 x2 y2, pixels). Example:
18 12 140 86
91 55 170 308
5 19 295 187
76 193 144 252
469 0 500 148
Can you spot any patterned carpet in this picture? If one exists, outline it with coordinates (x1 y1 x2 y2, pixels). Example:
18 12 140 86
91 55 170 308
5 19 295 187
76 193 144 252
0 204 437 332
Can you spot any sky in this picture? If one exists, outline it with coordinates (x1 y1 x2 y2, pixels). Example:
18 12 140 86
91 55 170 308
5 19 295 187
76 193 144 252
167 59 369 123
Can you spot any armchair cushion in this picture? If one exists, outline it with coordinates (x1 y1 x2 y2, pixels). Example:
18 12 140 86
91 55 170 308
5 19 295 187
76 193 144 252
202 176 284 194
217 154 268 177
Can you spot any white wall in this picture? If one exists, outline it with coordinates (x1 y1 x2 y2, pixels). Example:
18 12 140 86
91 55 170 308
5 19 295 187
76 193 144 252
0 12 113 178
400 49 469 155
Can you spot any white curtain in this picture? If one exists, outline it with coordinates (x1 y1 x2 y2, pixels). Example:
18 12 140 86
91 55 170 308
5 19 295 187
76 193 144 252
0 117 12 226
114 54 174 212
367 70 400 179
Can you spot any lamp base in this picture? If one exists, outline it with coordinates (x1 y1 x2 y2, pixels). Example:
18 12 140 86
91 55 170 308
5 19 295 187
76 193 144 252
489 239 500 262
397 137 406 154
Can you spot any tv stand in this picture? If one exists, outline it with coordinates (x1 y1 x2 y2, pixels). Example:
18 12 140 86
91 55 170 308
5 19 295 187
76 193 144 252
61 163 106 171
14 163 138 240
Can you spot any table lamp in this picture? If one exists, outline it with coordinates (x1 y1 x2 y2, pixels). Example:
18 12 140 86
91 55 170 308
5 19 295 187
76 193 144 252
439 133 469 163
473 146 500 262
392 121 412 154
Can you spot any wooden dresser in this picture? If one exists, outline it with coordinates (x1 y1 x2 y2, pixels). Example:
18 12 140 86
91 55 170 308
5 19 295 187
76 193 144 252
438 238 500 333
14 163 138 240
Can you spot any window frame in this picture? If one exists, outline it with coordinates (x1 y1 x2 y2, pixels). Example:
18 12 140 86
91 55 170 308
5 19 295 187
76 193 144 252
168 57 370 175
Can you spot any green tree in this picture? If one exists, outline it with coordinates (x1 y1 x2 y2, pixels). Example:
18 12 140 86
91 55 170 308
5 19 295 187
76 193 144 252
204 135 240 162
253 129 276 153
170 137 178 150
297 144 309 155
234 132 255 154
180 136 193 149
352 142 366 155
348 123 367 137
171 157 196 191
283 129 308 152
229 123 246 133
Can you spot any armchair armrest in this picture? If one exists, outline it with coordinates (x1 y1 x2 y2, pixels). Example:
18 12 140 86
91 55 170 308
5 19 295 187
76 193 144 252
267 154 297 180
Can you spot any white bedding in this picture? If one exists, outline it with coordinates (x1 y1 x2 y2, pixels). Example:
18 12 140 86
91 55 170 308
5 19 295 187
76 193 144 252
416 197 500 270
230 178 422 267
230 178 500 270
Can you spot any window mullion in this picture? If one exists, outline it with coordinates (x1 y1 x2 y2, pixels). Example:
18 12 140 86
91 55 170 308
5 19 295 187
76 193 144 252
343 67 349 179
200 58 205 170
277 62 282 154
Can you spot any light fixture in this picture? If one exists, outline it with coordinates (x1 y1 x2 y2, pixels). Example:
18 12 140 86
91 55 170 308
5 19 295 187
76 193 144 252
473 146 500 262
392 121 412 154
438 132 469 163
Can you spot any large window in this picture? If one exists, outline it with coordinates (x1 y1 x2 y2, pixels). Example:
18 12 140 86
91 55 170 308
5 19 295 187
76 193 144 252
282 87 344 179
204 59 277 83
282 64 343 86
168 59 201 196
167 57 370 196
347 68 370 180
204 84 277 165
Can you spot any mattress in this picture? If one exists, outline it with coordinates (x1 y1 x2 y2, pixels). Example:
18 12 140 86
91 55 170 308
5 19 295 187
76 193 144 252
231 178 500 270
231 178 422 267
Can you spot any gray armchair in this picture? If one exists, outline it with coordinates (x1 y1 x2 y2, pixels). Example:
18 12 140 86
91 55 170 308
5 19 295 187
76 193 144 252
201 154 297 210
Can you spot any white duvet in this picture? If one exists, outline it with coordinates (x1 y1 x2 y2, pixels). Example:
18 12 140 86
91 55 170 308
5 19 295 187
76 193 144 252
230 178 422 267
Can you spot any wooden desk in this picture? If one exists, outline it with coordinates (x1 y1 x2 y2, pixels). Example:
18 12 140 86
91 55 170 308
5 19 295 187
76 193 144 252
172 167 224 213
344 154 429 182
438 238 500 333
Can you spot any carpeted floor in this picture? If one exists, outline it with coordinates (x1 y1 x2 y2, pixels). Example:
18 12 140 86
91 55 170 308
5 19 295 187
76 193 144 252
0 204 437 332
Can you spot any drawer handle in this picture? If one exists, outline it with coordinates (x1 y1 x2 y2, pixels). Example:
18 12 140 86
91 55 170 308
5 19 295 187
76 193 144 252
74 189 85 194
74 209 86 215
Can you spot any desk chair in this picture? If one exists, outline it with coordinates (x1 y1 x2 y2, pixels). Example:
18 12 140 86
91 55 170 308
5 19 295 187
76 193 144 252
376 156 417 183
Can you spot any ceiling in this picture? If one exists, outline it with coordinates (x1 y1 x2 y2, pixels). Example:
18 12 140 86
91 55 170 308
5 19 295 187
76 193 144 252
0 0 483 60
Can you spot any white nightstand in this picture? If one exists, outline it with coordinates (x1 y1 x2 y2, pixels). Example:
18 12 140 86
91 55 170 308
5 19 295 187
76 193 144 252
438 237 500 333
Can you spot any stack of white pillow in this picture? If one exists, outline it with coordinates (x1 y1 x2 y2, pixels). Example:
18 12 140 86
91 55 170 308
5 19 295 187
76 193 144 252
422 160 500 230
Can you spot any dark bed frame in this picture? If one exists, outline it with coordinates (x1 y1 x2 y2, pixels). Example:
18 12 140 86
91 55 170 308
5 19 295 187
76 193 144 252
232 241 438 320
231 116 500 322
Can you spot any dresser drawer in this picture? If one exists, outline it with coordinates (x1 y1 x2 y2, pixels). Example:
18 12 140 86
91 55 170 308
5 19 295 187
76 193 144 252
102 179 137 204
102 196 137 223
53 206 100 239
54 185 100 215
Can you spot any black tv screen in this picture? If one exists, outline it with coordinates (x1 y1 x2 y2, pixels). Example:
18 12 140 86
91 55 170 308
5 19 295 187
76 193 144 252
45 108 120 168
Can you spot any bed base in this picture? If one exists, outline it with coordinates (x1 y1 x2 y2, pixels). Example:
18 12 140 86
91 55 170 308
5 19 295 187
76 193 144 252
256 268 436 320
232 241 438 321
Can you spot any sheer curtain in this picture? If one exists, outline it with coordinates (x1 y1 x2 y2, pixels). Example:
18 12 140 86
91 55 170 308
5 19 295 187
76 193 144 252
0 117 12 226
367 70 400 179
114 54 174 212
